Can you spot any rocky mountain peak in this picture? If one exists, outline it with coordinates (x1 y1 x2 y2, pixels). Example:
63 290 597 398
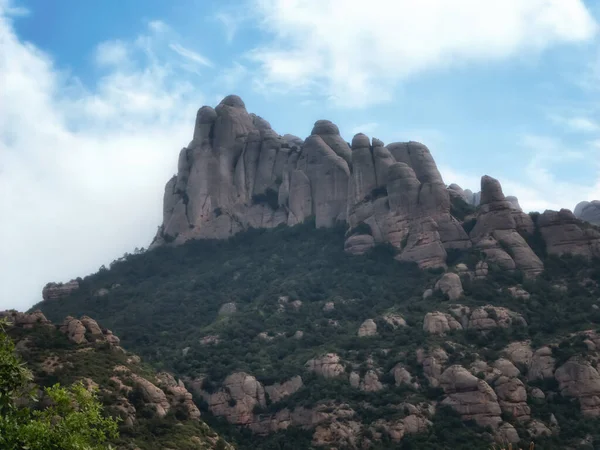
152 95 600 275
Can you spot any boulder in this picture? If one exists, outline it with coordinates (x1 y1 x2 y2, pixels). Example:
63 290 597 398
467 306 527 331
469 176 543 277
555 359 600 417
131 374 171 418
391 364 419 389
435 273 463 300
201 372 267 426
528 347 555 381
493 376 530 421
344 234 375 255
423 312 463 335
60 317 87 344
265 376 303 403
360 370 383 392
42 280 79 301
382 313 407 328
358 319 377 337
439 365 502 428
538 209 600 259
80 316 103 338
418 347 449 387
574 200 600 225
306 354 345 379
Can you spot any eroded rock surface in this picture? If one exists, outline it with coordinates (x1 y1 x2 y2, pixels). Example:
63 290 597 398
439 365 502 428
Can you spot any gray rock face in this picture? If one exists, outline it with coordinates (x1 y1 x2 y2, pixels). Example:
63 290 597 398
470 176 543 277
538 209 600 259
152 96 470 270
42 280 79 301
574 200 600 225
555 359 600 417
152 95 600 274
439 365 502 428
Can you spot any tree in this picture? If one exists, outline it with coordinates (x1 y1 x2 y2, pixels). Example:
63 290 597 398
0 319 119 449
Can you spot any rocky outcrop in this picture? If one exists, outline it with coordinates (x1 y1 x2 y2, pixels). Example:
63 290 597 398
417 347 449 387
151 96 600 276
423 312 462 335
434 272 463 300
574 200 600 225
537 209 600 259
201 372 266 425
156 372 201 420
466 306 527 331
131 374 171 418
554 358 600 417
439 365 502 428
391 364 419 389
152 96 472 270
0 310 50 329
358 319 377 337
424 305 525 334
60 316 87 344
42 280 79 301
527 347 555 381
469 176 543 277
57 315 121 346
306 353 345 379
493 376 530 421
382 313 407 328
264 376 303 403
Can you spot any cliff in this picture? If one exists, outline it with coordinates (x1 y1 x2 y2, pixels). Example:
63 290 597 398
152 95 600 273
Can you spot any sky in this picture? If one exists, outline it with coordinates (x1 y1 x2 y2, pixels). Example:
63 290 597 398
2 0 600 311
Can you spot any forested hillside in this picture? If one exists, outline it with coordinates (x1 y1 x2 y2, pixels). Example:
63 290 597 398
35 219 600 449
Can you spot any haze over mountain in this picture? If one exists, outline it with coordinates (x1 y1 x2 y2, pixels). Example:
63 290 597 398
2 0 600 312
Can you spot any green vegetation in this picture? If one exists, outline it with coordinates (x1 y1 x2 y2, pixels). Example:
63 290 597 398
450 196 476 221
252 188 280 210
0 320 119 449
34 221 600 448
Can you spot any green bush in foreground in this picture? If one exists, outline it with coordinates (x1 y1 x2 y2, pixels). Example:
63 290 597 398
0 319 119 450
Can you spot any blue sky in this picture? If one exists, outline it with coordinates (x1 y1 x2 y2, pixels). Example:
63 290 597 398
2 0 600 310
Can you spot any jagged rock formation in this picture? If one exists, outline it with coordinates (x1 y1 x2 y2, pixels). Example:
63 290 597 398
452 184 521 211
42 280 79 301
555 358 600 417
574 200 600 225
439 365 502 428
306 353 346 379
469 176 543 277
423 305 526 335
538 209 600 259
149 95 600 277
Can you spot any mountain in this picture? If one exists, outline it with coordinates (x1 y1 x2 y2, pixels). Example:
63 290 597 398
1 310 232 450
31 96 600 449
152 95 600 273
574 201 600 226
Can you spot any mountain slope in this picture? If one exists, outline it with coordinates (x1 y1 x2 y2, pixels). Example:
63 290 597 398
31 96 600 448
35 220 600 449
2 310 231 450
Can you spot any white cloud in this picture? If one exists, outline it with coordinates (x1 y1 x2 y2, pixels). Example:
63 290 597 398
148 20 169 34
95 40 129 66
215 12 239 43
0 11 205 310
440 133 600 213
548 114 600 133
248 0 597 106
169 43 213 68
